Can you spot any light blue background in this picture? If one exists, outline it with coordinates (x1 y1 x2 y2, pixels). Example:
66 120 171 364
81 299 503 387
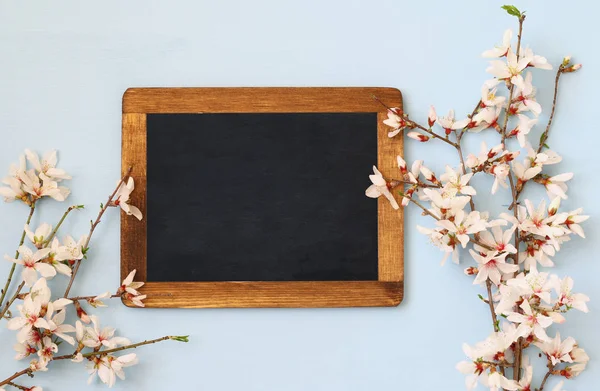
0 1 597 390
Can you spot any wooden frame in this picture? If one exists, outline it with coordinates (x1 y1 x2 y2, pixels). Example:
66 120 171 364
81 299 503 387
121 87 404 308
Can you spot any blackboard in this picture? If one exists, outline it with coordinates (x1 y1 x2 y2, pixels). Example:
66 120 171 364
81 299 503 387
121 87 404 308
146 113 378 282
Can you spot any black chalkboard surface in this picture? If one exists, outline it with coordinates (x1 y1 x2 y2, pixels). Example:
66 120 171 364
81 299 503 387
121 87 404 308
146 113 378 282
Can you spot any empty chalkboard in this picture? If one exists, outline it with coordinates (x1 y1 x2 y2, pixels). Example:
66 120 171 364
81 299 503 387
121 87 404 308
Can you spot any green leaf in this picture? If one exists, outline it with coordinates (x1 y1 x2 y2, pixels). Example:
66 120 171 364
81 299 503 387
543 143 550 149
501 5 522 17
76 204 85 210
100 202 104 209
477 294 485 301
170 335 190 343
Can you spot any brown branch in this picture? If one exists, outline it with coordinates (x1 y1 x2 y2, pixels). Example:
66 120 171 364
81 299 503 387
67 293 121 301
389 179 441 189
53 335 183 361
537 69 563 154
43 204 83 245
6 382 28 391
0 281 25 321
486 280 500 332
0 369 32 388
63 167 133 297
537 366 555 391
511 65 566 209
408 121 459 148
0 202 36 310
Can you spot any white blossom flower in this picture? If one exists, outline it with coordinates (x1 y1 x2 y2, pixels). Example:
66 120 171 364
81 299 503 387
7 296 51 343
507 270 552 303
24 223 53 249
45 305 76 345
486 50 531 89
537 172 574 200
469 249 518 286
440 165 476 197
437 211 487 248
513 72 542 116
25 149 71 181
4 246 54 286
437 109 469 135
55 235 87 262
482 29 512 58
47 237 72 276
88 353 138 387
21 171 70 201
29 358 49 372
83 316 130 349
522 47 553 70
551 276 589 312
14 341 37 360
507 300 553 341
534 332 576 366
481 83 506 108
37 336 58 363
553 208 589 238
489 163 510 194
520 199 565 238
509 114 538 147
114 177 143 220
382 108 406 137
365 166 399 210
0 176 28 202
420 188 471 220
479 226 517 254
89 292 112 308
512 160 542 190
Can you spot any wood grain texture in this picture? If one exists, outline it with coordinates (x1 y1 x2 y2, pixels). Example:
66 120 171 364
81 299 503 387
122 281 403 308
121 113 147 282
121 87 405 308
123 87 401 114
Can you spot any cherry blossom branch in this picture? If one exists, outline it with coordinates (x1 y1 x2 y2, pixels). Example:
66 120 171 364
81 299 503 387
0 202 36 310
408 120 459 148
53 335 189 360
0 336 189 387
43 204 84 246
67 293 121 301
389 179 441 189
0 281 25 320
63 167 133 297
0 369 32 388
486 280 500 332
6 382 29 391
537 68 563 154
537 366 555 391
510 66 565 209
406 197 494 251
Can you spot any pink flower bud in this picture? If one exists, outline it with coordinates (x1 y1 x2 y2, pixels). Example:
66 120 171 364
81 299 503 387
563 64 582 73
428 106 437 127
407 131 429 142
464 267 478 276
396 155 407 174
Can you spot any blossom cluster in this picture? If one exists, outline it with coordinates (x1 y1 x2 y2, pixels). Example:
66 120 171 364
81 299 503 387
0 150 176 390
366 6 587 391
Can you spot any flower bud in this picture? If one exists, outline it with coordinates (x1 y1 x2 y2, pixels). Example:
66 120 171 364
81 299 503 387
563 64 582 73
407 131 430 142
562 55 571 66
464 267 478 275
428 106 437 127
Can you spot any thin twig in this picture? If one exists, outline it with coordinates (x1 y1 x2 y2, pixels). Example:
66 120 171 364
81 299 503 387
0 202 36 310
0 369 32 388
537 69 563 154
53 336 175 360
0 281 25 321
537 366 555 391
43 204 82 245
67 293 121 301
486 280 500 332
63 167 133 297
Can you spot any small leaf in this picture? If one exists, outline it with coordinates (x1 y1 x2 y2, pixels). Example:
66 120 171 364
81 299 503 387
501 5 522 17
500 313 508 318
170 335 190 343
477 294 485 301
100 202 104 209
76 204 85 210
543 143 550 149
